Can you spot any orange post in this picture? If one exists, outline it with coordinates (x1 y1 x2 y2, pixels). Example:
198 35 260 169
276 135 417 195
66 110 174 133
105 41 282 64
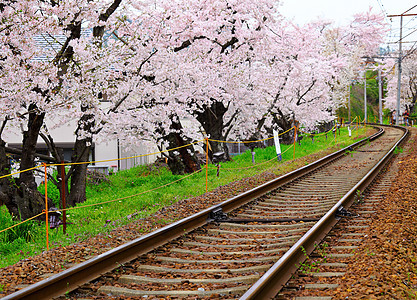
357 117 360 137
43 163 49 251
205 138 209 193
293 126 297 160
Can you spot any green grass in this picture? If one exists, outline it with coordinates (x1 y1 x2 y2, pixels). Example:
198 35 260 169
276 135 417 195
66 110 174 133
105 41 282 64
0 126 368 268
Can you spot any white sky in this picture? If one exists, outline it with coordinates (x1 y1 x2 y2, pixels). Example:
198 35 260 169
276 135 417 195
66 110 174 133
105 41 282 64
279 0 417 51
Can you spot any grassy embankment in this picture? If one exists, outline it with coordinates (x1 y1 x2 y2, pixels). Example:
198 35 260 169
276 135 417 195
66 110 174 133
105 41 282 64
0 126 368 268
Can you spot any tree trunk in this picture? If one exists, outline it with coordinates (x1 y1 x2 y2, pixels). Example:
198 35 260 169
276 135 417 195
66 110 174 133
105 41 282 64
0 108 50 220
0 140 45 220
67 141 90 206
0 1 124 219
20 106 45 190
63 0 123 206
163 117 201 175
194 101 230 161
245 131 267 152
67 111 93 207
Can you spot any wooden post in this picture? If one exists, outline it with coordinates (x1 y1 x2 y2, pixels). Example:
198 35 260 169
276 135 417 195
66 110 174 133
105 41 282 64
61 162 67 234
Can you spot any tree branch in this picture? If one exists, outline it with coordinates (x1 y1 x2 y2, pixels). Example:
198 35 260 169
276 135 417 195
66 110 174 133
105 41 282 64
221 36 239 53
296 80 316 106
223 110 239 140
174 36 207 52
93 0 123 39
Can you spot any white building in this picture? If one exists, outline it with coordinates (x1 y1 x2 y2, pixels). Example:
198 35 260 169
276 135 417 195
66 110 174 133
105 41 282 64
6 115 159 175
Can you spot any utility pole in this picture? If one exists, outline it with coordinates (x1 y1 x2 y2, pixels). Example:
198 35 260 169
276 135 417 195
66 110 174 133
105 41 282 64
362 55 392 125
378 68 383 124
388 5 417 125
396 15 402 125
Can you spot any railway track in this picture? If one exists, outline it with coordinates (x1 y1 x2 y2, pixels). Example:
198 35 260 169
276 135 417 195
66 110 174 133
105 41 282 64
3 125 407 300
276 147 405 299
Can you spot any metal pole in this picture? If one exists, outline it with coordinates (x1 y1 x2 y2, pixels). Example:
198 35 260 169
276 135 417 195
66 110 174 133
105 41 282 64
396 15 403 125
387 7 417 125
378 68 383 124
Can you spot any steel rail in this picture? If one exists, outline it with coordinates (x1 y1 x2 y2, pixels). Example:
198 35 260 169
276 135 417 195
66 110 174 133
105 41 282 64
240 125 409 300
2 126 386 300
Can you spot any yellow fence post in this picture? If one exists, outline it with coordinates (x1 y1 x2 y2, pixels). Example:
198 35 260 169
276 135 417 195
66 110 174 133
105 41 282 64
293 126 297 160
43 163 49 251
357 117 360 137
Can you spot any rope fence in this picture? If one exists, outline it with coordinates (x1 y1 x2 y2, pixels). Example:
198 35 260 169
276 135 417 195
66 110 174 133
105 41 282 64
0 119 369 252
56 169 203 214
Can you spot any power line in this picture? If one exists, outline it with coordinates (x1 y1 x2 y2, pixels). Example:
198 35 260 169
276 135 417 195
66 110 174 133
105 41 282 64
394 27 417 43
387 40 417 44
375 0 389 22
403 15 417 27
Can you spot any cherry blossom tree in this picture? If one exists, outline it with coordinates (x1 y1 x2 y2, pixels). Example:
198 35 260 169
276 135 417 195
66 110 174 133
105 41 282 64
0 0 72 219
149 0 279 160
106 4 387 162
248 21 345 144
0 0 161 218
320 9 388 119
